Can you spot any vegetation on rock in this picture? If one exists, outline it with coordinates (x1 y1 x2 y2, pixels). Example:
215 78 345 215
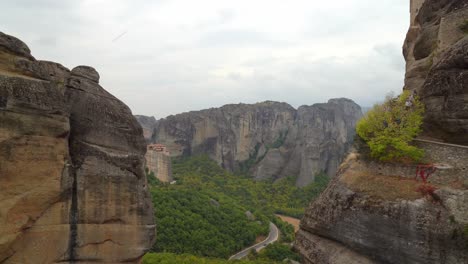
356 91 425 162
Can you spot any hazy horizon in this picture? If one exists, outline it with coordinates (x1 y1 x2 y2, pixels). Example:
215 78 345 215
1 0 410 118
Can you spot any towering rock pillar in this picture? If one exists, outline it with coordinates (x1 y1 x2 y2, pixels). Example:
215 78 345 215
0 32 155 263
403 0 468 144
294 1 468 263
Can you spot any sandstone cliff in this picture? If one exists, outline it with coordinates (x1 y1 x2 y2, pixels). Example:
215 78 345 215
146 99 361 186
404 0 468 144
295 1 468 263
0 32 155 263
295 141 468 264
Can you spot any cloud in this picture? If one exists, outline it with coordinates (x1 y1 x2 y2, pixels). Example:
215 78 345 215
0 0 410 117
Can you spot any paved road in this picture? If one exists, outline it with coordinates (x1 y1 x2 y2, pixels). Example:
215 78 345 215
229 222 279 260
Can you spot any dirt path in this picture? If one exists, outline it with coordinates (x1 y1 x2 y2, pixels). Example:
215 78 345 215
275 214 300 232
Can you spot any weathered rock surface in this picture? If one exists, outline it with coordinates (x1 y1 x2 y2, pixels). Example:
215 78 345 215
135 115 157 141
0 32 155 263
404 0 468 144
147 99 361 186
295 2 468 262
295 149 468 264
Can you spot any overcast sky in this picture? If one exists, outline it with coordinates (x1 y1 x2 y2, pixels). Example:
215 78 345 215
2 0 410 117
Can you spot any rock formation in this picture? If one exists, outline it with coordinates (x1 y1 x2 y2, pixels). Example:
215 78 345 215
404 0 468 144
135 115 157 141
146 99 362 186
295 1 468 263
295 140 468 264
0 32 155 263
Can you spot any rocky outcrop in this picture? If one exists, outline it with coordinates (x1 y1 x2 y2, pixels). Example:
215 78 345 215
148 99 362 186
295 146 468 264
404 0 468 144
135 115 157 141
295 1 468 262
0 32 155 263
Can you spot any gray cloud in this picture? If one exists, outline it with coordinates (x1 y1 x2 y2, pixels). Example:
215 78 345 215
1 0 410 118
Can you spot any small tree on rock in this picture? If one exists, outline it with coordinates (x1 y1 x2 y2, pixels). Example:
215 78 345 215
356 91 425 162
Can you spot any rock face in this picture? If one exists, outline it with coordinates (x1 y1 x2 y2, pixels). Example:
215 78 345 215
0 32 155 263
147 99 362 186
295 145 468 264
135 115 157 141
295 1 468 262
404 0 468 144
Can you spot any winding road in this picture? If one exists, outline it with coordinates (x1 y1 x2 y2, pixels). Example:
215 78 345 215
228 222 279 260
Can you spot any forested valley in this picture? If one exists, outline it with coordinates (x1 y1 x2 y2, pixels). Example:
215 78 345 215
143 155 329 263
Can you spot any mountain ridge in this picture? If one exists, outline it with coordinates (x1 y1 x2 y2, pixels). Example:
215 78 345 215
138 98 362 186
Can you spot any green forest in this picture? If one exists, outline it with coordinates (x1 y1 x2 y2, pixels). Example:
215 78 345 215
142 252 279 264
146 155 329 262
171 155 329 218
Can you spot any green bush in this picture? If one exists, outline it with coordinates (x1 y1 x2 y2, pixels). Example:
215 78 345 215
257 243 301 262
142 253 278 264
356 91 425 162
145 167 161 186
271 217 295 243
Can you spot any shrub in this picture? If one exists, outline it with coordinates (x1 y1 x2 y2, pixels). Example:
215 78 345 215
257 243 301 262
356 91 425 162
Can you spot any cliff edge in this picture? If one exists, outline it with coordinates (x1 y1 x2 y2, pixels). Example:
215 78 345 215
404 0 468 144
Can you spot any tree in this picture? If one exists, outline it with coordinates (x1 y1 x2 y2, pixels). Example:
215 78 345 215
356 91 424 162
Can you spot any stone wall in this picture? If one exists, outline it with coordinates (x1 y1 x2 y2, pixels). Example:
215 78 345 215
361 139 468 187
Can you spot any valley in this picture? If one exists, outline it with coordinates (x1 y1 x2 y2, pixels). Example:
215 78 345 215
143 155 328 263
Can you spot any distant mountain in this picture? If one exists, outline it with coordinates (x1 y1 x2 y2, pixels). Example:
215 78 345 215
137 99 362 186
135 115 157 141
